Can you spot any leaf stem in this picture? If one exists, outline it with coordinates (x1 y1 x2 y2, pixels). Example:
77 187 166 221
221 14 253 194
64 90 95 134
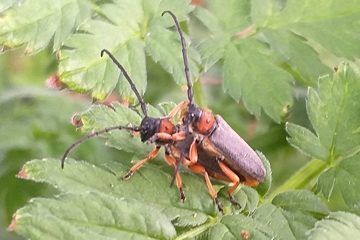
267 159 327 200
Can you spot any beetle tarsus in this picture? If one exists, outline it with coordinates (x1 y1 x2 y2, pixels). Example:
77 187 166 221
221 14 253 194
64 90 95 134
215 198 224 214
179 187 186 202
229 194 242 209
123 171 134 179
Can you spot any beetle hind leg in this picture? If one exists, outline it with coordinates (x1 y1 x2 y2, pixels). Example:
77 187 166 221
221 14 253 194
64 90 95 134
189 164 224 214
228 185 242 208
217 161 242 209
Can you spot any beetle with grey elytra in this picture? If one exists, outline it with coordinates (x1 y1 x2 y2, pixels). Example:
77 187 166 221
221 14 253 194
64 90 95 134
173 102 266 211
164 10 266 212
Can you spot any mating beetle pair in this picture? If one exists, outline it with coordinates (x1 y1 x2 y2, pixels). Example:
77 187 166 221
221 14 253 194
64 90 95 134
61 11 266 213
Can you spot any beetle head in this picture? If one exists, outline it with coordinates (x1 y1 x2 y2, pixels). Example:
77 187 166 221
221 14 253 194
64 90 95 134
139 117 161 142
185 103 202 124
185 103 215 135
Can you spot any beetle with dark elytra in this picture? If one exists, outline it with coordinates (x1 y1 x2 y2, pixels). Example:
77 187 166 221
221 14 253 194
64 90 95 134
162 11 267 213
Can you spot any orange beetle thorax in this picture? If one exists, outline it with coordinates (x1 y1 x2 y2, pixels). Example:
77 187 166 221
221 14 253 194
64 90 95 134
159 119 175 135
195 109 216 135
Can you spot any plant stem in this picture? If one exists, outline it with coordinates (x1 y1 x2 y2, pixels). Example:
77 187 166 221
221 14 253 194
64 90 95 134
268 159 327 200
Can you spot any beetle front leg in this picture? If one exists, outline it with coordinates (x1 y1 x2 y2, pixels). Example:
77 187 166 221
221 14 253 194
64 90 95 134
123 147 160 179
148 132 185 143
164 152 186 202
188 164 224 214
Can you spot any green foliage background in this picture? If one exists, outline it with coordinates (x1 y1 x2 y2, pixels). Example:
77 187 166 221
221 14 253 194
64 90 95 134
1 0 360 239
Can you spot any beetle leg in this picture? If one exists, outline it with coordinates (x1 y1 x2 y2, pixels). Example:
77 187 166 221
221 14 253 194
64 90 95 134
165 151 186 202
217 161 242 208
168 145 193 166
149 132 185 143
148 132 172 143
189 140 198 164
123 147 161 179
172 131 186 141
200 137 223 156
188 164 224 214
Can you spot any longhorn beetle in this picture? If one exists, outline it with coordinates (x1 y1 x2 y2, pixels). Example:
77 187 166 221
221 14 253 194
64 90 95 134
61 48 189 201
162 11 266 212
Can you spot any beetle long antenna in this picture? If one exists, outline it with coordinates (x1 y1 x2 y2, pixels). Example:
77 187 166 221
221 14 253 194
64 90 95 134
162 11 194 187
161 11 193 104
101 49 148 117
169 122 190 187
61 125 141 168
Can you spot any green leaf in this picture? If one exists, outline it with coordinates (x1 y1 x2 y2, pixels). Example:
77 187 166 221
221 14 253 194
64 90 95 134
11 192 176 240
258 0 360 60
307 63 360 158
191 7 225 38
58 18 138 100
157 102 178 117
261 28 331 85
0 0 26 12
78 103 152 154
194 0 360 121
286 122 329 160
19 158 214 225
254 190 329 240
198 214 274 240
204 0 251 37
191 8 227 72
255 151 272 197
241 187 260 214
0 88 127 240
0 0 92 52
145 25 200 88
272 190 329 216
268 159 327 201
223 40 293 122
216 186 259 215
57 0 197 100
18 157 265 228
0 0 197 100
282 63 360 207
196 37 226 72
287 63 360 161
317 155 360 212
75 102 176 155
307 211 360 240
